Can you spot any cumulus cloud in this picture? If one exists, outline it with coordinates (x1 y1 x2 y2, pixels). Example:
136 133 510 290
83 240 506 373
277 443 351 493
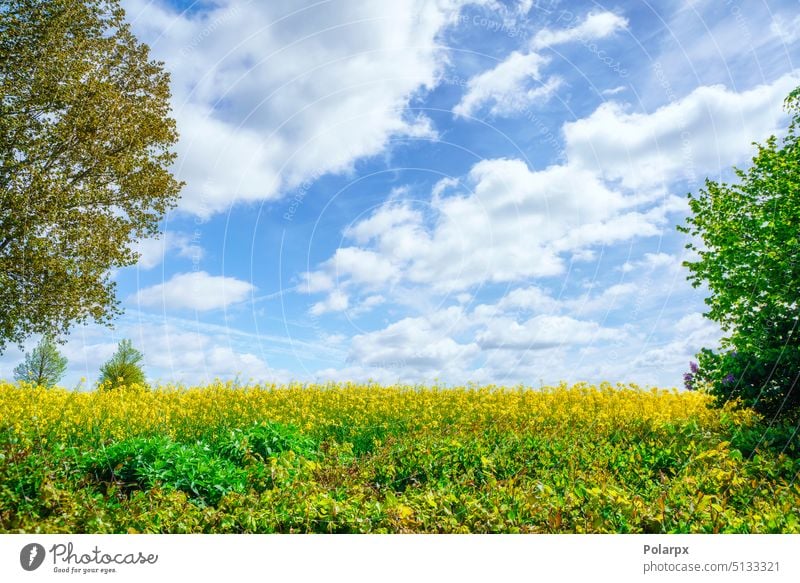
310 289 349 316
304 157 667 293
343 292 626 379
349 310 478 372
453 52 561 117
134 271 255 311
476 314 624 349
564 73 800 189
630 313 722 376
122 0 490 216
453 10 627 117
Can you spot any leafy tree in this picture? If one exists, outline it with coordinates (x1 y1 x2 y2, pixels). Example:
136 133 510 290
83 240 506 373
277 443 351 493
679 86 800 418
13 334 68 387
98 338 146 389
0 0 183 353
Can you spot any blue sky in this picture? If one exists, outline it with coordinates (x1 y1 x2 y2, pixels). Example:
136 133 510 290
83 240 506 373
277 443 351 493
3 0 799 388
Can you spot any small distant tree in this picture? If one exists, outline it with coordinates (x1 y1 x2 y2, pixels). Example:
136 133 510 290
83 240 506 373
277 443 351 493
13 334 67 387
98 339 145 390
679 85 800 418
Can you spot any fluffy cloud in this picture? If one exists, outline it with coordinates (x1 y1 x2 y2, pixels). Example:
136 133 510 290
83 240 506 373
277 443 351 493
310 289 349 316
349 310 478 372
629 313 722 376
304 157 667 293
453 52 560 117
453 10 626 117
476 314 624 349
122 0 490 216
531 11 628 49
564 73 800 189
134 271 255 311
343 291 627 379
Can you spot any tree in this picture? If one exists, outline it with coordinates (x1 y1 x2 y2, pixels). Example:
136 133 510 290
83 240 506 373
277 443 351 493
679 86 800 418
98 338 145 389
13 333 68 387
0 0 183 353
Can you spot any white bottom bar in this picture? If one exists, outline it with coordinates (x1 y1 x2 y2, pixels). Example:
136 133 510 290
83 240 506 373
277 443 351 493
2 534 798 582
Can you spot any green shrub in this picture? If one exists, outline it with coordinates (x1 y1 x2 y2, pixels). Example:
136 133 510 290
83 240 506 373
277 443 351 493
84 436 247 506
215 422 317 463
680 85 800 419
693 347 800 419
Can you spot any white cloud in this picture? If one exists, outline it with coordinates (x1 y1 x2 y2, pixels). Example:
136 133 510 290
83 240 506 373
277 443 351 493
131 231 204 270
349 294 386 316
300 271 335 294
630 313 722 378
602 85 627 96
310 289 349 316
621 252 681 273
771 14 800 45
305 158 662 293
453 52 560 117
564 73 800 189
531 11 628 49
298 75 796 304
330 247 401 287
476 314 624 349
452 10 628 118
134 271 255 311
345 204 422 244
122 0 489 216
348 311 478 372
567 283 639 315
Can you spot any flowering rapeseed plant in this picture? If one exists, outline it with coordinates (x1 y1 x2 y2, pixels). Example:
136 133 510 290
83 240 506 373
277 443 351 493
0 381 797 533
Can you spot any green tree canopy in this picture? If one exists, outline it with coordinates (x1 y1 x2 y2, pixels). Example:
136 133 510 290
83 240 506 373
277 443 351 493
13 333 67 387
98 338 145 389
679 86 800 418
0 0 182 352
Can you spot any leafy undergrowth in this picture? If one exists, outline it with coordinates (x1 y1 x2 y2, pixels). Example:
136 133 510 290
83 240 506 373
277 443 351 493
0 381 798 533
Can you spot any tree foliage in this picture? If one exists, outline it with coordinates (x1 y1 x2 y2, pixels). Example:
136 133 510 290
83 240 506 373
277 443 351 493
12 334 67 387
0 0 182 352
98 338 145 389
679 86 800 418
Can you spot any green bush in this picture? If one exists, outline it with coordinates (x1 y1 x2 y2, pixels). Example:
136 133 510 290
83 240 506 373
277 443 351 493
692 347 800 420
680 86 800 418
84 436 248 506
215 422 317 463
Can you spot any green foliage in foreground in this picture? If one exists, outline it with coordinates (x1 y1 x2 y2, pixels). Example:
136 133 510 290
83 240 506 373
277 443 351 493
0 383 798 534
